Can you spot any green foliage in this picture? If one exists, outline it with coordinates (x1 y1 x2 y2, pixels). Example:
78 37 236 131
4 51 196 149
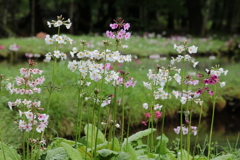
96 149 118 158
45 147 68 160
156 134 169 155
0 142 21 160
122 143 138 160
122 128 156 146
177 149 193 160
84 124 106 146
61 142 83 160
210 154 234 160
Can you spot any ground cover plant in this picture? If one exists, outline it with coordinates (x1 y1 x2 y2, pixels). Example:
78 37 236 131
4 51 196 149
0 15 240 160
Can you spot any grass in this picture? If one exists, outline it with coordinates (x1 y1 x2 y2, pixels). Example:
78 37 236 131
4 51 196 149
0 56 239 140
0 34 239 59
1 33 240 160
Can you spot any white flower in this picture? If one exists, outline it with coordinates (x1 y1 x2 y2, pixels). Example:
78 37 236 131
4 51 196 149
101 99 111 107
154 104 162 110
45 35 53 44
47 21 51 28
180 97 187 104
143 81 151 90
66 23 71 29
175 45 185 53
220 82 226 87
193 61 199 68
143 103 148 109
54 20 63 27
115 124 120 128
53 50 61 58
182 126 188 135
188 45 198 54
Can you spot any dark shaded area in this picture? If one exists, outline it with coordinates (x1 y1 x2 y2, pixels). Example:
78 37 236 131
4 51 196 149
0 0 240 37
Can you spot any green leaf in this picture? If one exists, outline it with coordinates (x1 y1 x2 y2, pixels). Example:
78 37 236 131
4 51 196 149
115 152 130 160
193 155 208 160
45 147 68 160
156 134 169 155
97 149 118 157
210 154 233 160
61 142 83 160
137 155 155 160
134 145 149 156
122 143 138 160
84 124 106 147
47 137 77 150
122 128 156 146
0 152 12 160
177 149 192 160
0 142 21 160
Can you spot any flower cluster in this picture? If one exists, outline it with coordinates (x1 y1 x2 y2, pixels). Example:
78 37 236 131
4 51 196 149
6 60 49 133
141 103 162 126
70 48 132 63
174 44 198 54
6 67 45 95
9 43 20 51
47 15 72 29
45 50 67 62
44 15 73 62
9 99 49 133
174 125 197 136
106 18 131 40
45 34 73 45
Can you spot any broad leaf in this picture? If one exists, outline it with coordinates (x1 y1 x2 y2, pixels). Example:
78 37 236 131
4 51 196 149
211 154 233 160
122 128 156 146
0 142 21 160
177 149 192 160
115 152 130 160
122 143 138 160
156 134 169 155
97 149 118 157
61 142 83 160
84 124 106 147
45 147 68 160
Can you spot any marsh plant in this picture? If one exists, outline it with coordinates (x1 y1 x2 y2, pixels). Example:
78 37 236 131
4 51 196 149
0 15 236 160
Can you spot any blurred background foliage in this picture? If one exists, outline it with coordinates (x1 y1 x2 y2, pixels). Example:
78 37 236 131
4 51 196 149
0 0 240 37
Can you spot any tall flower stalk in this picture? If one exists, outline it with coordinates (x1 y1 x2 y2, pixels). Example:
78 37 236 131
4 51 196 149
6 59 49 160
44 15 72 114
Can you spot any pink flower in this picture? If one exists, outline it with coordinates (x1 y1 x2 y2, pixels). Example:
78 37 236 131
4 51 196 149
0 46 4 50
155 111 161 119
116 33 124 39
106 30 115 39
208 90 214 96
110 23 118 29
104 63 112 70
144 112 151 118
123 23 130 30
142 121 148 126
125 32 131 40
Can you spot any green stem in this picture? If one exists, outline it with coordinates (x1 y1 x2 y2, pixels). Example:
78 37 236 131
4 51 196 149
120 79 125 145
207 85 217 159
193 103 203 157
85 100 91 159
0 122 6 160
159 73 169 157
112 86 117 150
126 109 131 152
75 88 82 147
94 104 101 158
